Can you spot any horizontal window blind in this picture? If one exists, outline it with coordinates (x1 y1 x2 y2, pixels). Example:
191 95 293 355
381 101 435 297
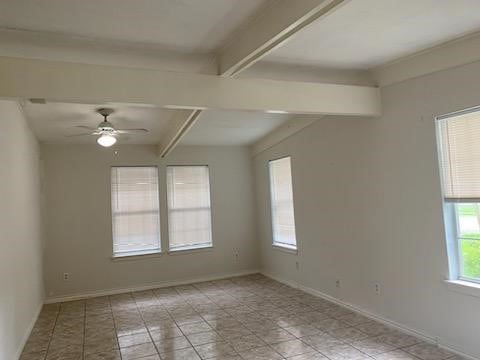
269 157 297 248
437 108 480 202
167 166 212 251
111 167 161 256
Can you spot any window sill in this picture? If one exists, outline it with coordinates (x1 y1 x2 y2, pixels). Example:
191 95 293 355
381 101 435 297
111 250 162 261
445 279 480 298
168 245 213 255
272 243 298 255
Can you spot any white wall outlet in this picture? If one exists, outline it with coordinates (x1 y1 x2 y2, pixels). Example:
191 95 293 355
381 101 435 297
63 272 70 281
336 279 341 288
295 261 299 270
233 249 239 261
374 283 381 295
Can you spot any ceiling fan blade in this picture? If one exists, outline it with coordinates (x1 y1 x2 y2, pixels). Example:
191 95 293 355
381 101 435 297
116 128 149 134
64 133 95 137
75 125 97 131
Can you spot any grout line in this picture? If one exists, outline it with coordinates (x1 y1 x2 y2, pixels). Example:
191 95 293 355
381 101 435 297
81 302 86 359
43 305 60 360
108 295 123 360
164 286 208 360
135 294 163 359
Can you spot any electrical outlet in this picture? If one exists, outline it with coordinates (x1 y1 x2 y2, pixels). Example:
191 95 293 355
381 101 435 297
295 261 299 270
374 283 381 295
336 279 341 288
63 273 70 281
233 249 239 261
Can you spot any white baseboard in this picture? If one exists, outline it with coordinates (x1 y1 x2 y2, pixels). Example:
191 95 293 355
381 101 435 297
15 301 43 360
45 269 260 304
261 271 479 360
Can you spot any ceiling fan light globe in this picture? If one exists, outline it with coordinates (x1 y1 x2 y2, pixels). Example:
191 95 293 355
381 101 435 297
97 134 117 147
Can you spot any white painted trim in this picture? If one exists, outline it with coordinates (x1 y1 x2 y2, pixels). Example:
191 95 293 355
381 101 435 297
251 117 317 157
445 279 480 298
261 271 479 360
14 301 43 360
373 31 480 87
272 244 298 255
45 269 260 304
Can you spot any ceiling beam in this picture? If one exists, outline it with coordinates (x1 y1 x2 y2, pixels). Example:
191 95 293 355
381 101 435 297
218 0 348 76
157 109 202 158
159 0 348 158
0 56 381 116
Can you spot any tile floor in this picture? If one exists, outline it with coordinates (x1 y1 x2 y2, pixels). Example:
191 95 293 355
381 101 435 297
21 274 463 360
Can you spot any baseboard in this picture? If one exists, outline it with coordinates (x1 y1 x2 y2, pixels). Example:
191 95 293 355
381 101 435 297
45 269 260 304
261 271 479 360
15 300 43 360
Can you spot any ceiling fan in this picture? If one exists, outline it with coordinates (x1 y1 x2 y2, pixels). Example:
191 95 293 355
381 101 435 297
66 108 149 147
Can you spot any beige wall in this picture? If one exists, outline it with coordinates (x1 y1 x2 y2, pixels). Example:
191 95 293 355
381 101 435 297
254 60 480 358
42 144 258 300
0 100 44 360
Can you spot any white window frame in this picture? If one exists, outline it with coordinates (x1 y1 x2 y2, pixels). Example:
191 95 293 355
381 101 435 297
268 156 297 251
166 165 213 252
110 166 161 258
436 107 480 285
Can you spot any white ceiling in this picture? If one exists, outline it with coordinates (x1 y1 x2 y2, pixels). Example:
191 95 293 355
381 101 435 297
23 102 289 146
10 1 480 148
0 0 267 53
23 102 175 145
180 110 290 146
265 0 480 69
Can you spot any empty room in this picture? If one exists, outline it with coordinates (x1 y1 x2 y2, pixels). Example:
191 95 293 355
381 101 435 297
2 1 480 360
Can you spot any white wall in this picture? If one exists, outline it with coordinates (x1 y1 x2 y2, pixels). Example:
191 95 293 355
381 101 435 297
0 100 44 360
42 144 258 299
254 60 480 359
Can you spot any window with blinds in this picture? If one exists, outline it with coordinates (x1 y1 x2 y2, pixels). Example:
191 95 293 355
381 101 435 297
437 108 480 202
269 156 297 250
111 167 161 257
166 165 212 251
437 107 480 282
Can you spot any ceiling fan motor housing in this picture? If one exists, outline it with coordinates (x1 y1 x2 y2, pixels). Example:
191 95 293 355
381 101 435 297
98 120 115 132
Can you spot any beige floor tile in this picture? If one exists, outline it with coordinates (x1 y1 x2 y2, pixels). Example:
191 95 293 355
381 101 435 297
226 334 266 352
20 351 47 360
178 320 212 335
84 349 122 360
404 343 454 360
186 330 223 346
256 327 296 344
118 332 152 348
328 326 370 342
271 339 314 357
287 352 328 359
351 336 396 356
194 341 237 359
376 330 422 348
149 325 184 340
22 275 454 360
373 349 422 360
238 345 283 360
161 347 200 360
120 342 158 360
153 335 191 354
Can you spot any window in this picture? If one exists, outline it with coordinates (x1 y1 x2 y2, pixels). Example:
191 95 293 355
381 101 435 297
437 107 480 282
269 156 297 250
111 167 161 257
166 166 212 251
